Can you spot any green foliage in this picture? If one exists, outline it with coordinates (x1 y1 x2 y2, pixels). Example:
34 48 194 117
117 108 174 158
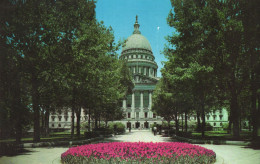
108 122 126 134
222 123 229 131
162 0 260 139
0 0 132 141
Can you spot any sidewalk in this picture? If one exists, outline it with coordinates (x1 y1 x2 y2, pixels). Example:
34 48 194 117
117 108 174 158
0 130 259 164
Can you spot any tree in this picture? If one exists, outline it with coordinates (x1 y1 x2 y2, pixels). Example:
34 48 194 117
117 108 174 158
165 0 259 139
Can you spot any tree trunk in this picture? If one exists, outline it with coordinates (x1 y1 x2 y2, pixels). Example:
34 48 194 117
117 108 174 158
228 114 233 134
185 111 188 132
41 110 45 135
175 110 179 135
44 107 50 137
71 107 75 138
32 72 40 142
88 109 91 132
95 117 98 129
76 107 81 137
196 111 201 132
71 88 76 138
251 72 257 139
201 104 206 138
13 74 22 143
181 113 183 132
231 91 240 139
168 120 171 136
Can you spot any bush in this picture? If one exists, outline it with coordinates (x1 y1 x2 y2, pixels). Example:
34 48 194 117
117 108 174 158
93 127 113 136
177 131 192 138
108 122 125 134
61 142 216 164
162 121 175 129
222 123 229 130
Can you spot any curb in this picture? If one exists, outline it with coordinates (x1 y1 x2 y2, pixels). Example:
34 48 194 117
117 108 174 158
173 135 252 146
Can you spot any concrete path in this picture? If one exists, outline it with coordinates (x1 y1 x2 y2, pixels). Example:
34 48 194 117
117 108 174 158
0 130 259 164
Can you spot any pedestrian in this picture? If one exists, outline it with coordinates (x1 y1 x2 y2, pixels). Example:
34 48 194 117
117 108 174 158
153 126 157 136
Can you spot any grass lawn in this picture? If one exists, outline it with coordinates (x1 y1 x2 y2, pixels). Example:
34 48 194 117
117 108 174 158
0 131 86 143
191 130 252 141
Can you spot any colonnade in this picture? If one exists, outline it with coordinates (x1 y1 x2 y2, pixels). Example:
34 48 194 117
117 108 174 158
129 66 157 77
122 91 154 119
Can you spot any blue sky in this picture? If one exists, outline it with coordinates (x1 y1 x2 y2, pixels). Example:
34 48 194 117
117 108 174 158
95 0 174 77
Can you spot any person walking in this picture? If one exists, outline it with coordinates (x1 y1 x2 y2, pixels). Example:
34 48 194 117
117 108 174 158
153 126 157 136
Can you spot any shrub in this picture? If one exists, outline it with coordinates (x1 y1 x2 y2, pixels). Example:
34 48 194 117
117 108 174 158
222 123 229 130
108 122 125 134
61 142 216 164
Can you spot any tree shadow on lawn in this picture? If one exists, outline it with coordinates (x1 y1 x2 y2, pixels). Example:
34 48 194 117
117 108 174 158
242 144 260 150
0 148 34 157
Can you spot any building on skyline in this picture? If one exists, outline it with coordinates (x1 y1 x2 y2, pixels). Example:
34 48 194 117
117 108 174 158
118 16 162 129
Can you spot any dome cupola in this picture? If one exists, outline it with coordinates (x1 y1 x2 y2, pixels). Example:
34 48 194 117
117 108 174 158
121 16 153 54
120 16 158 79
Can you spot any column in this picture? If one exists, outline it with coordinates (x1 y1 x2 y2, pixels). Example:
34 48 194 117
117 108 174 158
131 92 135 118
149 91 152 118
149 67 151 77
133 66 135 73
149 91 152 109
140 91 144 118
123 99 126 109
144 66 146 75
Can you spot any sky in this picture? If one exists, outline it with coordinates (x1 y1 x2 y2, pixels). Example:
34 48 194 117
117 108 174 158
95 0 174 77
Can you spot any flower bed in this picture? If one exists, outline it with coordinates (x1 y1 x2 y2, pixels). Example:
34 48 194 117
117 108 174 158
61 142 216 164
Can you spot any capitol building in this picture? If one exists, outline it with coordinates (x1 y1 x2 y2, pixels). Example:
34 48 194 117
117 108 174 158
118 16 162 129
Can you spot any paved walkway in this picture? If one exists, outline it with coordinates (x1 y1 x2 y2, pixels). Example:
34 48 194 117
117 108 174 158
0 130 259 164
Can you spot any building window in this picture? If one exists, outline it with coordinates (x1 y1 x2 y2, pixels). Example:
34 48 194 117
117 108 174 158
136 112 139 118
214 122 216 126
207 115 210 120
52 124 54 127
219 115 223 120
128 112 131 118
143 91 149 108
58 109 62 115
194 116 196 120
219 109 222 114
145 112 148 118
58 124 61 127
51 116 55 122
64 116 68 121
58 116 62 121
153 113 156 118
220 122 223 126
127 94 132 108
213 115 216 120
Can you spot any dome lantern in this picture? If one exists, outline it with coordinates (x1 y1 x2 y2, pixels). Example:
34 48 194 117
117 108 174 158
133 15 141 34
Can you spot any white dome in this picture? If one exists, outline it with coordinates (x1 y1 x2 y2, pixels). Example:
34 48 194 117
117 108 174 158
122 34 152 52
